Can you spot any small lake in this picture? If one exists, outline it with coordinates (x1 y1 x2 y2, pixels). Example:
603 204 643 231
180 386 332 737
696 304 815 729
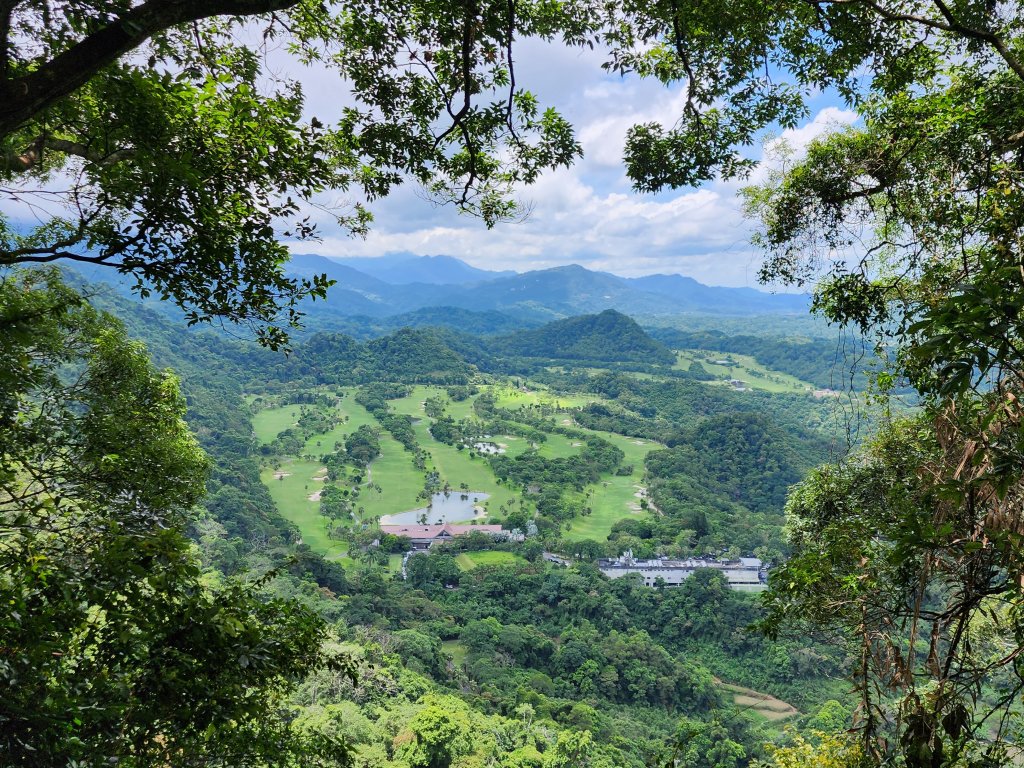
379 491 490 525
473 441 505 455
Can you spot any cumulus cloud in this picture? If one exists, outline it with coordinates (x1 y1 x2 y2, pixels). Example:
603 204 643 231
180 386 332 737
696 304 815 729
0 23 858 290
280 35 861 288
295 161 768 286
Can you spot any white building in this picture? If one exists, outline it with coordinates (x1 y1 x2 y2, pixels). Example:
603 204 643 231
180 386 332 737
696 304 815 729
597 551 766 590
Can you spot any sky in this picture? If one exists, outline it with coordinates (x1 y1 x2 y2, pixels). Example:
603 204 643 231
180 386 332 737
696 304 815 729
284 37 859 288
0 29 858 290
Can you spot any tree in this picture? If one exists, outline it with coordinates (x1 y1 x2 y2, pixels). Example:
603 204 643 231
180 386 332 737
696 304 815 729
666 718 744 768
590 0 1024 763
1 0 581 345
758 730 867 768
0 269 352 766
544 730 594 768
398 695 474 768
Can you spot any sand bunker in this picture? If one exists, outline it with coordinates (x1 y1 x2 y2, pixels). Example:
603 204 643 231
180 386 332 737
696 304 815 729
307 490 322 502
273 471 291 480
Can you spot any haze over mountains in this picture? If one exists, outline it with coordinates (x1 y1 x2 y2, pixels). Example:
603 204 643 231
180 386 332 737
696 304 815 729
289 253 809 322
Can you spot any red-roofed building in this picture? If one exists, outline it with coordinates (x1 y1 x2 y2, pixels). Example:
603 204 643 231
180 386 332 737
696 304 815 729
379 523 507 550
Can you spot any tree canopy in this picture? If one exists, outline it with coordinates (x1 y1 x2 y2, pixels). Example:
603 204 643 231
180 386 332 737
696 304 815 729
0 269 352 765
6 0 1024 763
0 0 582 345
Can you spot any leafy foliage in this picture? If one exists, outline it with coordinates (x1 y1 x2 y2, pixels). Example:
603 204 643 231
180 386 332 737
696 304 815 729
0 270 350 766
0 0 583 345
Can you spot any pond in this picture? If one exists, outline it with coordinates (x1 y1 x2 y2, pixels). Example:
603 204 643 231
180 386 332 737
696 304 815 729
379 491 491 525
473 441 505 455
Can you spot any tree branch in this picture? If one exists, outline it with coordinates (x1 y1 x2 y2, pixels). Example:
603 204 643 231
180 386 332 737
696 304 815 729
0 0 303 139
803 0 1024 83
3 135 135 172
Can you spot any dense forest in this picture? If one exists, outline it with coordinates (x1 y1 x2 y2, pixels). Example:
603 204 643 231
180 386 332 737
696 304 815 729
6 0 1024 763
3 269 865 766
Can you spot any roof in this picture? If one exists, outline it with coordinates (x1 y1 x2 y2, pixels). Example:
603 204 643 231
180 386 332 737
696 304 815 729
379 524 504 539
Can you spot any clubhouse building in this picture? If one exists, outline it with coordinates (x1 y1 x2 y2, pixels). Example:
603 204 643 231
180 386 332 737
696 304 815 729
378 523 511 550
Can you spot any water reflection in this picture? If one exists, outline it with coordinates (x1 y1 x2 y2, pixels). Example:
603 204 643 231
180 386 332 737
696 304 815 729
379 491 490 525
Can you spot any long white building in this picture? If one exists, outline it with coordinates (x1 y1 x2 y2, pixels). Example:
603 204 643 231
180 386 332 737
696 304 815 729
597 551 766 590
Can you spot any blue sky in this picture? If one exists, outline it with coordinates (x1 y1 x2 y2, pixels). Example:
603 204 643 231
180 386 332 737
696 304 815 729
285 37 858 287
0 31 857 289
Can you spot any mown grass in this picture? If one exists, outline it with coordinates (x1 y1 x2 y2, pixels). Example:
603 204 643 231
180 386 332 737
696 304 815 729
672 350 814 394
388 384 480 422
387 385 437 419
252 405 299 444
260 458 347 559
357 432 424 522
442 640 468 667
567 475 649 541
446 392 480 420
300 393 378 456
490 384 596 410
565 429 661 542
536 432 582 459
336 391 381 430
455 550 525 570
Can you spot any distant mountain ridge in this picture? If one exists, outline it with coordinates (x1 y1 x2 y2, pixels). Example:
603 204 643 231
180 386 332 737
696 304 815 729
323 253 516 285
287 253 810 322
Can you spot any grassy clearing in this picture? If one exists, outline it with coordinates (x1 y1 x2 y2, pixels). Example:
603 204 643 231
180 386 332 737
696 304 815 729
673 350 813 394
565 428 662 542
260 458 346 559
357 433 423 521
389 385 481 422
387 385 438 419
536 432 582 459
495 434 531 458
252 405 299 444
455 550 525 570
447 393 480 420
302 422 347 457
300 395 379 456
718 681 799 722
567 475 649 541
337 392 380 430
490 384 596 410
442 640 468 667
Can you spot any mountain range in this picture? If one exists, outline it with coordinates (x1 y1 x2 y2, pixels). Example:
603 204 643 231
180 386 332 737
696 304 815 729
288 253 809 323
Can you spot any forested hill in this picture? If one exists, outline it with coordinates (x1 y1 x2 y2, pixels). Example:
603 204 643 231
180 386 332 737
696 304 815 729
202 311 681 388
492 310 675 364
298 306 541 340
19 269 863 768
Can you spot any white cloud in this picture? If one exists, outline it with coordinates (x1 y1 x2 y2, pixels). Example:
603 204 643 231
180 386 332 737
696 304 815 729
278 42 861 288
2 26 859 291
293 163 765 286
762 106 860 167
